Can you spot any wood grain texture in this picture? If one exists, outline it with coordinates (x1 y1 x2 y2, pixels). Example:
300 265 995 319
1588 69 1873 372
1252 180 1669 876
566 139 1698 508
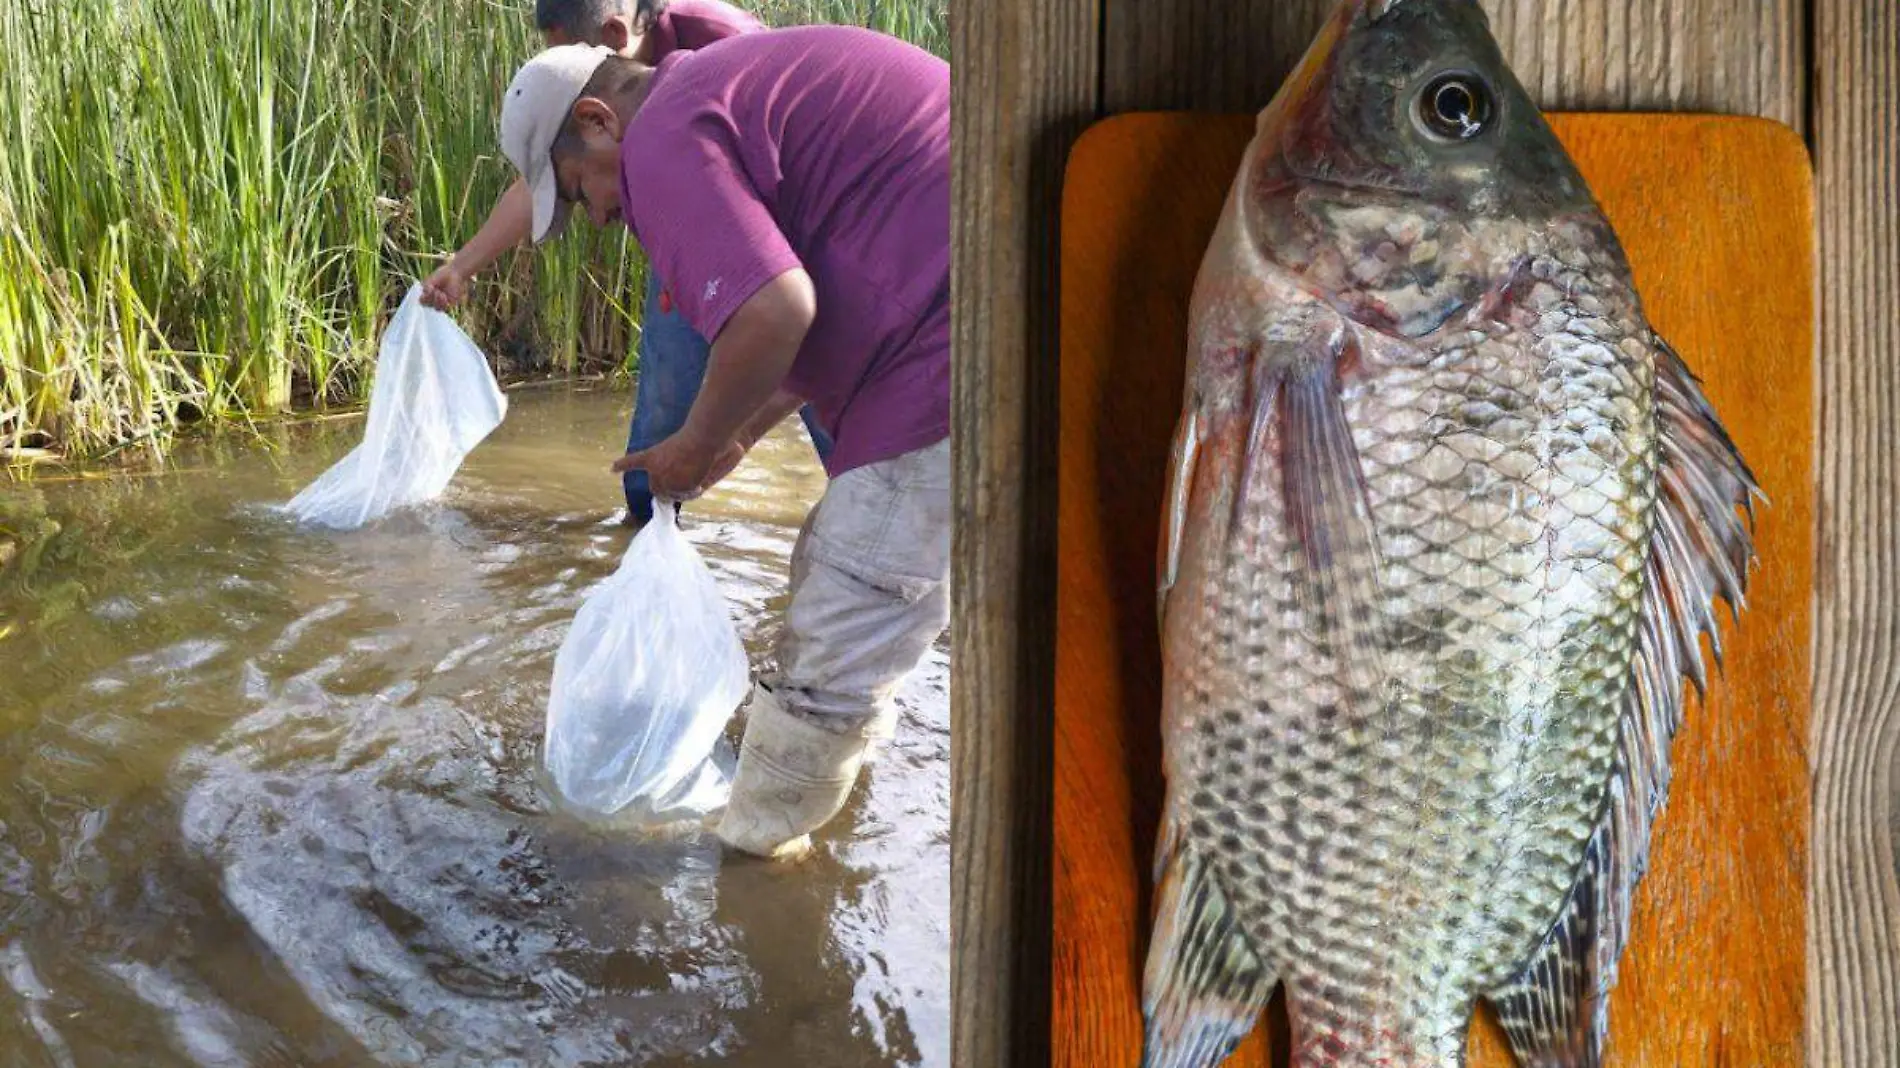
1810 1 1900 1064
948 0 1098 1064
1099 0 1804 128
1053 113 1814 1066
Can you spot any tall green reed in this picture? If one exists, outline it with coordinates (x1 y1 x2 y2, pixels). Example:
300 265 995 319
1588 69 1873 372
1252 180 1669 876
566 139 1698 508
0 0 946 460
754 0 948 57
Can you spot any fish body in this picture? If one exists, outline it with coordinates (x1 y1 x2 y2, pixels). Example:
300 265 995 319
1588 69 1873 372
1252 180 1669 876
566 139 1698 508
1140 2 1758 1066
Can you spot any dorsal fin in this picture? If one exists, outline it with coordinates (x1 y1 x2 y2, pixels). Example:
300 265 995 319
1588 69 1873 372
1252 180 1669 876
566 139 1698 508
1488 333 1760 1063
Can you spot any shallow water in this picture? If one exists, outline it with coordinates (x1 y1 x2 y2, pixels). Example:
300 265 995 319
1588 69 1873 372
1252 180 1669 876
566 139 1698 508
0 386 949 1068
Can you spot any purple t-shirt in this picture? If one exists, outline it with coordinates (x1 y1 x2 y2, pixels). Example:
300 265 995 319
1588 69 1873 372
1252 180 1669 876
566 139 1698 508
644 0 761 56
619 25 950 477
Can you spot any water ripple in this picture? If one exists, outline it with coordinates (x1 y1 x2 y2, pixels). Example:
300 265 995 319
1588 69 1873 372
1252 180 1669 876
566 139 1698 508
0 389 947 1067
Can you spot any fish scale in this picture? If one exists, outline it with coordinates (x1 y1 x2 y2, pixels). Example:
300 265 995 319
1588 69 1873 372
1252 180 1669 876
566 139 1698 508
1170 266 1652 1059
1159 213 1675 1055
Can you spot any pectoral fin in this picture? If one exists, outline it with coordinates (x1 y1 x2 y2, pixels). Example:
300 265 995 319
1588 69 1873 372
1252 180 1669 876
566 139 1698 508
1236 331 1387 691
1162 313 1384 688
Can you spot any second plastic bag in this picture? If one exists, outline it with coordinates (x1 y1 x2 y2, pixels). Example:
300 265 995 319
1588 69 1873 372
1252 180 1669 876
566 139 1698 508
544 501 750 821
285 283 507 529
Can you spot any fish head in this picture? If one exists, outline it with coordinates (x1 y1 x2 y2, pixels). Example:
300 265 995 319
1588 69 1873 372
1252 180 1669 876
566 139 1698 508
1237 0 1600 338
1268 0 1587 216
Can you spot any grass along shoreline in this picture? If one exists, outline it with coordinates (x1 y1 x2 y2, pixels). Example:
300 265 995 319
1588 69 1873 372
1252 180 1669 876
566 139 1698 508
0 0 947 464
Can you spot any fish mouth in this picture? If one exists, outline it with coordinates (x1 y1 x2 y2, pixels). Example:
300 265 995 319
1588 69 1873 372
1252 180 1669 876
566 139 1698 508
1265 0 1493 202
1276 148 1432 200
1263 1 1433 198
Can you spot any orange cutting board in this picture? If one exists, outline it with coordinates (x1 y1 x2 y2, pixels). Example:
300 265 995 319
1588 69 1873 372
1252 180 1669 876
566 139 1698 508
1054 113 1813 1066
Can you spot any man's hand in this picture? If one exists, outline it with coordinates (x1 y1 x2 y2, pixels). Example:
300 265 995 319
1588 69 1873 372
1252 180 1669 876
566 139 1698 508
612 431 747 500
614 269 815 499
419 180 534 311
421 260 471 310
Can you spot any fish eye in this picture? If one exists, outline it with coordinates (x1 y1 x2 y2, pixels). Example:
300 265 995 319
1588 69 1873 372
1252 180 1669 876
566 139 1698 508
1416 73 1494 142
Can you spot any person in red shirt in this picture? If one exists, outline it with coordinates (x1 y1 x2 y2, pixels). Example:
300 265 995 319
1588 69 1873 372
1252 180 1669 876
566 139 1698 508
422 0 756 308
419 0 833 526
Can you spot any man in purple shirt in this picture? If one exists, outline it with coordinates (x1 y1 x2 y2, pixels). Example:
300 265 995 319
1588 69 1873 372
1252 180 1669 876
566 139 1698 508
418 0 834 528
499 29 949 859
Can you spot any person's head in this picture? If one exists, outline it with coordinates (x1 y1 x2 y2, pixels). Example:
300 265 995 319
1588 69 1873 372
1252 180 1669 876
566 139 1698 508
532 0 661 52
500 46 650 240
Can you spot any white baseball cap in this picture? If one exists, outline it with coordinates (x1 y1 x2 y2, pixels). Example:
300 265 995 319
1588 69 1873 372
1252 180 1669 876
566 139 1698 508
499 43 614 243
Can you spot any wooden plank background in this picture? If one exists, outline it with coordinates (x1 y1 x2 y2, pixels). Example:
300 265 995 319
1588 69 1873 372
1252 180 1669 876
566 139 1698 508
1811 2 1900 1064
950 0 1900 1064
950 2 1097 1066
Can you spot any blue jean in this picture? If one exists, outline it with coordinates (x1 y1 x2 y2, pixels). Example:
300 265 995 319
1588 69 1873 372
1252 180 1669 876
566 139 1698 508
623 271 834 523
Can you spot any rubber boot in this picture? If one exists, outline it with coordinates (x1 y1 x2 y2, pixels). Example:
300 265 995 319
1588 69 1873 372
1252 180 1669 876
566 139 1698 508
716 685 870 860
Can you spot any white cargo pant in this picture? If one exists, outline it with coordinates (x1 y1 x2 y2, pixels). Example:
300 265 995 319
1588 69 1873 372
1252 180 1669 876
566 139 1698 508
765 437 950 739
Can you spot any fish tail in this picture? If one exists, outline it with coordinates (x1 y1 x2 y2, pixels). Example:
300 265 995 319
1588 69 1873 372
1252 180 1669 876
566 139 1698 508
1140 839 1276 1068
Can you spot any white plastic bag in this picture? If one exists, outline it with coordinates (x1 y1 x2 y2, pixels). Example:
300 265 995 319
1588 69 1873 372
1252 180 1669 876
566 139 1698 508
285 283 507 529
544 501 750 820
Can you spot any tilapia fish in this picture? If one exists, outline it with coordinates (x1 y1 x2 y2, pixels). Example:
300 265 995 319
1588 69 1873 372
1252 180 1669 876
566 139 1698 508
1142 2 1759 1066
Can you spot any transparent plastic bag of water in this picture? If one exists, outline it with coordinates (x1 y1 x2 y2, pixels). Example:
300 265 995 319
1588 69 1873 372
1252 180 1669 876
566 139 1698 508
544 501 750 821
285 284 506 529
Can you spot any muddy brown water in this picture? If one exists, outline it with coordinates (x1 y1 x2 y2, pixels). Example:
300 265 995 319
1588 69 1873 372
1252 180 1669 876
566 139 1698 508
0 386 949 1068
